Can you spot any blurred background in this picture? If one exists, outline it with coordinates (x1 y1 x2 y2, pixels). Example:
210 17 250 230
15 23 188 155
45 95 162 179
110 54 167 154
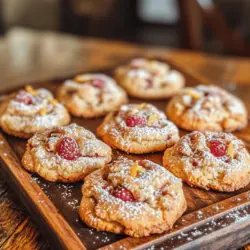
1 0 250 56
1 0 250 92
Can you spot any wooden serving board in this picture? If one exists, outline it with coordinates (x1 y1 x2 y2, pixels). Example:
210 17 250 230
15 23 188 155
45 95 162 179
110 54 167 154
1 59 250 250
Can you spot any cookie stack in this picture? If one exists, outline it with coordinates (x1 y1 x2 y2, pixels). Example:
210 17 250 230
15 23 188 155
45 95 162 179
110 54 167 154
1 58 249 238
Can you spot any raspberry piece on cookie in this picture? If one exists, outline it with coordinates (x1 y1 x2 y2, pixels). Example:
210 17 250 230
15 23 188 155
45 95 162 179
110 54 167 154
92 79 105 89
97 103 179 154
79 157 186 237
112 187 135 202
57 74 127 118
115 58 185 99
163 131 250 192
16 90 33 105
22 124 112 182
209 140 227 157
56 137 80 161
126 115 146 127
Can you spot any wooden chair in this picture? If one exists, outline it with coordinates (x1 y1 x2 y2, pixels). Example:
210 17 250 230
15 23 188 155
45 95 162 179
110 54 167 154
0 0 4 34
177 0 250 56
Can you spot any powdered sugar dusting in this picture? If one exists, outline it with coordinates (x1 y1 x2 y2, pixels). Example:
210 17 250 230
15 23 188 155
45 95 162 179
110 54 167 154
25 123 112 182
170 85 247 124
116 58 185 91
101 103 179 149
80 156 186 237
1 87 70 134
59 73 127 115
164 131 250 191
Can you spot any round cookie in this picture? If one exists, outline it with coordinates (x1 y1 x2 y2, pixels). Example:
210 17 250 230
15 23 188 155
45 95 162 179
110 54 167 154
163 131 250 192
114 58 185 99
57 73 127 118
166 85 247 132
97 103 180 154
79 156 186 237
22 123 112 182
0 86 70 138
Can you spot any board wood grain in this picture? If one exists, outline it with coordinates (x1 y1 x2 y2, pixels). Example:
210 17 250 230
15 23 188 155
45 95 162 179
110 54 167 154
0 58 250 250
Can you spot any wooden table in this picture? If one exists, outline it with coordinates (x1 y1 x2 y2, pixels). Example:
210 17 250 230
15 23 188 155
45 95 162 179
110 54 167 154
1 28 250 250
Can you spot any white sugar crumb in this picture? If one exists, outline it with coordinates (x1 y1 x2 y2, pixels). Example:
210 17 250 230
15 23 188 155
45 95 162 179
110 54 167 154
191 230 203 237
246 192 250 200
119 246 128 250
181 231 188 237
146 246 155 250
213 205 220 211
58 183 80 210
89 228 95 235
234 197 242 202
153 205 250 249
196 210 203 219
182 95 192 105
31 176 80 210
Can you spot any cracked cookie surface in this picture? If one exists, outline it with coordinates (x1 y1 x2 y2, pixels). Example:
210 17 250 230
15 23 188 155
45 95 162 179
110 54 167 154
97 103 180 154
166 85 247 132
22 123 112 182
57 74 127 118
114 58 185 99
163 131 250 192
0 86 70 138
79 156 186 237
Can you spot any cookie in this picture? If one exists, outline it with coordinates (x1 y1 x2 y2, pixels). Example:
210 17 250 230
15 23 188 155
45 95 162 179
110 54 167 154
79 156 186 237
166 85 247 132
57 73 127 118
0 86 70 138
114 58 185 99
163 131 250 192
97 103 180 154
22 123 112 182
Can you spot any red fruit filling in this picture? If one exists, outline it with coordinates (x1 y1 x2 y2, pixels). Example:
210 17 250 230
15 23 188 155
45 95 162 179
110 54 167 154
16 90 32 105
102 183 109 190
145 78 153 88
191 159 199 167
56 137 80 160
166 134 172 141
126 115 146 127
224 156 231 163
209 140 227 157
92 79 105 89
112 187 135 202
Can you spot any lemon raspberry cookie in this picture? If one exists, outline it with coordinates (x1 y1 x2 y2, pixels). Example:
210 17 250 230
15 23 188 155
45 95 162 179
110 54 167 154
57 73 127 118
163 131 250 192
166 85 247 132
22 123 112 182
0 86 70 138
114 58 185 99
97 103 180 154
79 157 186 237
